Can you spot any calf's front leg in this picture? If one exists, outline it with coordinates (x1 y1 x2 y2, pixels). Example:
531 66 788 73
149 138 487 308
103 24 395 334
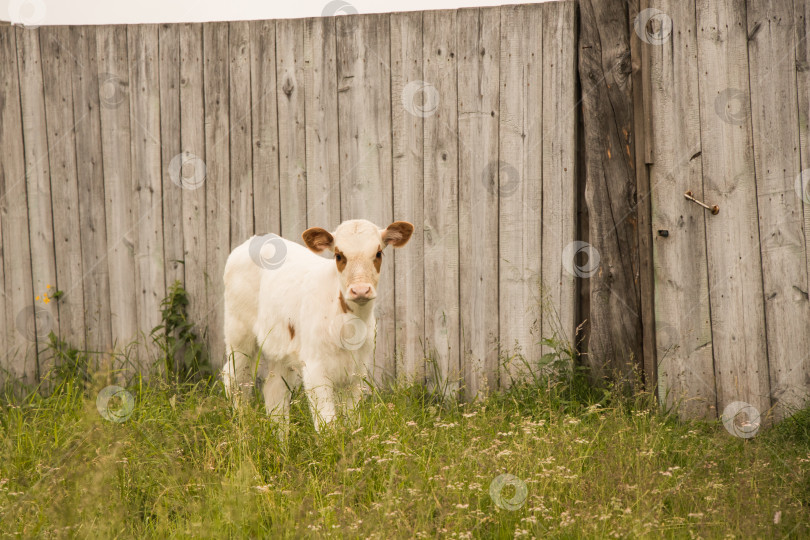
302 365 337 431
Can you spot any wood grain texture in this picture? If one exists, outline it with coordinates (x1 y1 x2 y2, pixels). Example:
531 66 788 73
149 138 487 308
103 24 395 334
40 26 86 350
794 0 810 418
336 13 395 385
390 11 425 382
0 25 35 383
203 22 231 369
250 19 281 236
423 9 461 395
96 25 138 361
695 0 770 417
747 0 810 420
16 27 59 373
578 0 641 382
457 7 500 398
229 21 254 249
128 24 166 367
179 24 209 345
304 16 341 231
498 4 543 385
158 23 185 288
71 25 112 361
648 0 715 419
276 19 308 242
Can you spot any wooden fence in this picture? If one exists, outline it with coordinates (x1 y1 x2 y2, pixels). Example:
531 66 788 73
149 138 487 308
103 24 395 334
648 0 810 422
0 2 578 397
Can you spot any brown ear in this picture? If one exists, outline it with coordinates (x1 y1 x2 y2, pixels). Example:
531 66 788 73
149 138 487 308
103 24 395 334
302 227 334 253
381 221 414 248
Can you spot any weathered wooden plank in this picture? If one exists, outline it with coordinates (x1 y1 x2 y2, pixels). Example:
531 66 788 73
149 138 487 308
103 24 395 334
40 26 86 350
748 0 810 420
390 11 425 383
249 19 281 236
648 0 715 419
229 21 254 249
578 0 641 381
0 25 35 384
304 16 341 231
71 25 113 361
276 19 308 242
128 24 166 369
695 0 770 417
158 23 185 288
497 4 543 385
96 25 138 361
457 7 500 398
16 27 59 375
336 13 395 385
179 24 208 344
423 9 461 396
203 22 231 370
794 0 810 419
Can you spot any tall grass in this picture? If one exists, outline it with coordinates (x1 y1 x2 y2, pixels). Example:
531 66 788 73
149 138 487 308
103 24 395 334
1 354 809 538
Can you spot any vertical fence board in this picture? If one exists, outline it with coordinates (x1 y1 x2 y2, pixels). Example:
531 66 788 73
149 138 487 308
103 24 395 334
498 4 544 384
695 0 771 417
179 24 209 345
747 0 810 420
0 25 35 383
40 26 86 350
336 13 395 384
648 0 716 419
795 0 810 416
158 24 185 289
229 21 254 249
542 1 578 360
203 22 231 369
276 19 308 242
250 20 281 236
71 26 112 360
16 27 59 372
423 10 461 395
391 11 425 382
128 25 166 368
304 17 341 231
457 7 500 397
97 25 138 363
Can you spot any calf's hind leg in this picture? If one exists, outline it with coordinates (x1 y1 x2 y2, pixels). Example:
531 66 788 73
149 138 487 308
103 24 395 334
222 320 259 408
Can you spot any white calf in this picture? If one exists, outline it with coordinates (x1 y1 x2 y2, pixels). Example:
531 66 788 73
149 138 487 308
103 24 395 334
221 219 414 431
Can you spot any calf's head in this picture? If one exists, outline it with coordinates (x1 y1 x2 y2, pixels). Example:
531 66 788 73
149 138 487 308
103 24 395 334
302 219 414 305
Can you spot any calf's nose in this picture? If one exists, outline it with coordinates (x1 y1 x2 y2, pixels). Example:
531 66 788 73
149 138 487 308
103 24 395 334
349 284 373 300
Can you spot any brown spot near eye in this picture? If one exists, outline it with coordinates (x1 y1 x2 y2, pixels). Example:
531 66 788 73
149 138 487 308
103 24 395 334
288 322 296 339
334 248 347 272
373 251 382 272
339 292 352 313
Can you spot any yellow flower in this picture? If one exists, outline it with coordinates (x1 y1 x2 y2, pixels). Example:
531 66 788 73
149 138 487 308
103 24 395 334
43 297 50 304
46 284 52 289
35 296 40 301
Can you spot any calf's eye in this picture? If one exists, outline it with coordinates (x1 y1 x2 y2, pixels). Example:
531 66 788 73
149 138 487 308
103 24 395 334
376 251 382 259
335 253 343 262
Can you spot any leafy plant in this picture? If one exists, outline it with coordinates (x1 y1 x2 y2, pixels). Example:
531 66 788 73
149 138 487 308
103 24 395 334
151 280 210 382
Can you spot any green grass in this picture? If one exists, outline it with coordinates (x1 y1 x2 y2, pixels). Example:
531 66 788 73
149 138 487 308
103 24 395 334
1 363 810 539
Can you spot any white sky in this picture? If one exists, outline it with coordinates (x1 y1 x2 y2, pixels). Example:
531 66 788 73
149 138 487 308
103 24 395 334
2 0 557 26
